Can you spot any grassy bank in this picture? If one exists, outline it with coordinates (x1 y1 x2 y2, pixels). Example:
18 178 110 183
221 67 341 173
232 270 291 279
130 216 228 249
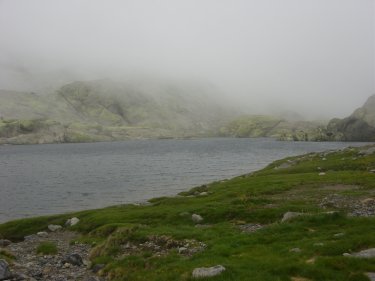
1 145 375 280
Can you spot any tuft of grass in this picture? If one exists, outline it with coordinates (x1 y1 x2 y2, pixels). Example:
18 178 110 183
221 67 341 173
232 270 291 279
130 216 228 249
36 241 58 255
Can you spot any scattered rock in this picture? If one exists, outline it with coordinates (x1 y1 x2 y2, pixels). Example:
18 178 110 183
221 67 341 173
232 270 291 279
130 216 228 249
199 192 208 196
281 212 303 222
347 248 375 258
0 259 11 280
289 248 301 253
0 240 11 247
65 217 80 227
358 147 375 156
178 247 188 254
62 253 83 266
238 223 264 233
192 265 226 278
366 272 375 281
192 214 203 223
313 242 324 247
318 172 326 176
333 233 345 238
48 225 62 232
36 232 48 238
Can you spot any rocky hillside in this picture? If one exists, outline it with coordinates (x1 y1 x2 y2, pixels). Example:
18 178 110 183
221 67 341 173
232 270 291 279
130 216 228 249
218 115 328 141
326 95 375 141
0 79 230 144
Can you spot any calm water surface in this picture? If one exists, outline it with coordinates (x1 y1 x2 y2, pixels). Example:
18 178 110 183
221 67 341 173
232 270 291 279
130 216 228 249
0 138 370 223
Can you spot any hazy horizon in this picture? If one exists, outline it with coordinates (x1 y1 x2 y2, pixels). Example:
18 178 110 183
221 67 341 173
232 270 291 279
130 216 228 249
0 0 374 119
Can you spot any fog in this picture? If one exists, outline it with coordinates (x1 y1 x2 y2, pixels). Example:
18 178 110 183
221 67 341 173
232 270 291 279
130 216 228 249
0 0 374 119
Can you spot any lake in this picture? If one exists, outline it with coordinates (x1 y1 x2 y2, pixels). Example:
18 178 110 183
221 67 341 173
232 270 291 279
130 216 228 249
0 138 370 223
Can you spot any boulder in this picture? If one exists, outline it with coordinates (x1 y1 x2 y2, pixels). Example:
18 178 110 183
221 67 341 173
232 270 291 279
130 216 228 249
192 214 203 223
281 212 303 223
48 224 62 232
192 265 225 278
0 259 11 280
65 217 80 227
347 248 375 258
63 253 83 266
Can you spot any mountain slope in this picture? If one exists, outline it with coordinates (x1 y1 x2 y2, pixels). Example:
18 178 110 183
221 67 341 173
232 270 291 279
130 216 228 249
0 79 230 144
326 95 375 141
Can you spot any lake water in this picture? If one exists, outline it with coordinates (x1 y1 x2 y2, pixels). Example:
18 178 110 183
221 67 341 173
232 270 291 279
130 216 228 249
0 138 370 223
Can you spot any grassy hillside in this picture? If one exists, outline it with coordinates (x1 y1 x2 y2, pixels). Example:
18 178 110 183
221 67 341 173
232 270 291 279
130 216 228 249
1 145 375 280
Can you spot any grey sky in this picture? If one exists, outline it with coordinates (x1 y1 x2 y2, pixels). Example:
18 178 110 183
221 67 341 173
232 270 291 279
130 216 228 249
0 0 374 119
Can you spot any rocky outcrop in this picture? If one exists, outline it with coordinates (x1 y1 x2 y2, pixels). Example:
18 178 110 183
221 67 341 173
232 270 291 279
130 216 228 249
326 95 375 141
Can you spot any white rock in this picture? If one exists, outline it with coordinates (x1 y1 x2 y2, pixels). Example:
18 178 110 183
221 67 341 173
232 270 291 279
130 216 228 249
350 248 375 258
192 265 225 278
281 212 303 223
66 217 80 226
319 172 326 176
178 247 188 254
37 231 48 237
289 248 301 253
48 224 62 232
192 214 203 223
199 192 208 196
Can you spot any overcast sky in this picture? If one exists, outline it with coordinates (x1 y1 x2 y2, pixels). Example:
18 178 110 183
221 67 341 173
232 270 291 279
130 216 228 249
0 0 374 119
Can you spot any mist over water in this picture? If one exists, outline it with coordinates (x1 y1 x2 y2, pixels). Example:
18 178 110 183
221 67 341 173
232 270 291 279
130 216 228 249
0 0 374 119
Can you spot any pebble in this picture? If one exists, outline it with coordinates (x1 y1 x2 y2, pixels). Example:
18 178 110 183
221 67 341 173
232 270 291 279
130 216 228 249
318 172 326 176
37 232 49 238
192 265 225 278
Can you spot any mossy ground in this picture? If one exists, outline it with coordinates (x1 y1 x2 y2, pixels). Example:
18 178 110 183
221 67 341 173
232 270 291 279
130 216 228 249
1 146 375 280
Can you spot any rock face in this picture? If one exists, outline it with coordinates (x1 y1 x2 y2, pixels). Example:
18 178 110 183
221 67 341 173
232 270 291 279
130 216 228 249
192 265 226 278
326 95 375 141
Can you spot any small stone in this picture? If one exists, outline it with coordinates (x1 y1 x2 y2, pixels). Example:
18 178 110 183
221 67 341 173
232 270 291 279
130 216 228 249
289 248 301 253
0 259 11 280
322 158 327 161
343 253 351 257
65 217 80 227
0 239 11 247
63 262 71 268
48 224 62 232
370 169 375 174
333 233 345 238
24 234 37 241
199 192 208 196
192 214 203 223
281 212 303 222
313 243 324 247
318 172 326 176
63 253 83 266
192 265 225 278
37 231 49 237
179 212 190 217
178 247 188 254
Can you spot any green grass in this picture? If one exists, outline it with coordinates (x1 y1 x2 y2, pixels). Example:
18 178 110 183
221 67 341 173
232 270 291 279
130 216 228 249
36 241 58 255
1 145 375 280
